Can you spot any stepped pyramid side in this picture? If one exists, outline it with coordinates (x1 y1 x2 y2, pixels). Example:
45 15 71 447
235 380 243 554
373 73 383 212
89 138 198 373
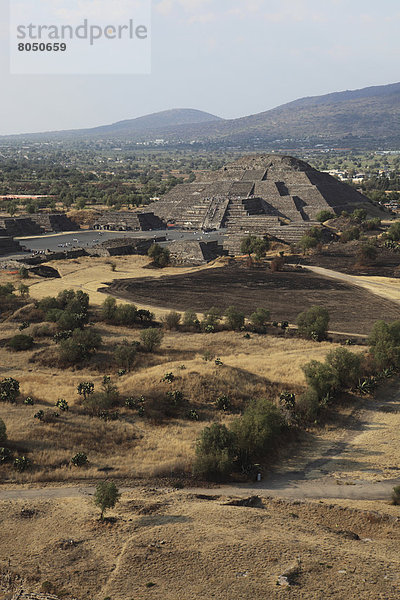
147 154 378 236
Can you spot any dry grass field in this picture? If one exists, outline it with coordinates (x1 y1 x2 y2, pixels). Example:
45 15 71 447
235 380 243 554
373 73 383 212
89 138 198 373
2 254 400 600
0 318 345 482
1 488 400 600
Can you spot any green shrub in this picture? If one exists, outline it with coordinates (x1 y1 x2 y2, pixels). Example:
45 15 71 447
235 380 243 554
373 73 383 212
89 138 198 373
230 398 284 469
316 210 335 222
94 481 121 520
101 296 117 321
71 452 88 467
77 381 95 400
340 227 360 243
183 309 199 330
325 347 362 388
215 395 232 412
392 485 400 505
0 447 12 462
14 456 31 472
298 235 318 254
114 304 138 327
225 306 245 331
201 307 222 331
250 308 270 328
0 418 6 442
56 398 69 412
148 244 170 268
351 208 367 223
368 320 400 369
386 222 400 242
7 334 34 352
0 378 20 403
193 423 236 481
296 306 330 341
59 328 102 364
240 235 269 259
162 311 181 330
140 328 163 352
295 389 320 423
114 341 137 372
302 360 338 400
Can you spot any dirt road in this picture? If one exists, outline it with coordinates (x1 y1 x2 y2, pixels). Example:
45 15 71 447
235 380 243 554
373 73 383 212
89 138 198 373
305 265 400 306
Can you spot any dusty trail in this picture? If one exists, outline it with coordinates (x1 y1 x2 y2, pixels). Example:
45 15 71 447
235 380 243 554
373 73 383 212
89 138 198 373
305 265 400 306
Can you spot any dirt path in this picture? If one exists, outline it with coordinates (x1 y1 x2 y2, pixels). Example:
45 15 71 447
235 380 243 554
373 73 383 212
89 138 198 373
305 265 400 306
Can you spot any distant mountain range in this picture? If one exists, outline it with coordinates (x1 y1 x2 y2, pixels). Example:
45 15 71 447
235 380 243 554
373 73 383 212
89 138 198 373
3 82 400 149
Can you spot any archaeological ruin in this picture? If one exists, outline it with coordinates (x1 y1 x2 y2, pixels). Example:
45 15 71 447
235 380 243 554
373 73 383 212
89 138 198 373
143 154 380 254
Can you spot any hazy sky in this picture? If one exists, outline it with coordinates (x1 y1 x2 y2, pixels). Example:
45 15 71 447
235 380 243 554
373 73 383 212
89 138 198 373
0 0 399 135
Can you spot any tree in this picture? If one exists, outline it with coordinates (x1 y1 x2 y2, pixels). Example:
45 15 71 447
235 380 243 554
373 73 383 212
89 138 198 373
368 320 400 369
299 235 318 254
250 308 270 328
193 423 236 481
240 235 269 260
148 244 170 268
302 360 339 400
114 342 137 372
18 283 30 298
162 311 181 331
230 398 284 469
351 208 367 223
59 328 102 364
183 309 199 330
225 306 245 331
18 266 29 279
201 307 223 332
140 328 163 352
94 481 121 520
0 418 6 442
325 347 361 388
101 296 117 321
296 306 330 341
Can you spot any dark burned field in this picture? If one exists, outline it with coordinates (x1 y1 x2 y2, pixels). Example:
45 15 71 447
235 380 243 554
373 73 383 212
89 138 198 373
101 264 400 335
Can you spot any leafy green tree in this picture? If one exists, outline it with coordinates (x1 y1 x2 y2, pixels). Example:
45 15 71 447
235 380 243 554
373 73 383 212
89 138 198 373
230 398 284 469
368 320 400 368
59 328 102 364
18 283 30 298
351 208 367 223
114 342 137 372
140 328 163 352
101 296 117 321
299 235 318 254
358 243 378 265
148 244 170 268
302 360 338 400
183 309 199 330
225 306 245 331
250 308 270 328
240 235 269 259
296 306 330 341
94 481 121 520
325 348 362 388
201 307 223 332
193 423 236 481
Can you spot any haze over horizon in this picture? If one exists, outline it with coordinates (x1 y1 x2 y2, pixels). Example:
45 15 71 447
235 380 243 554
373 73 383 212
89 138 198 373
0 0 399 135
